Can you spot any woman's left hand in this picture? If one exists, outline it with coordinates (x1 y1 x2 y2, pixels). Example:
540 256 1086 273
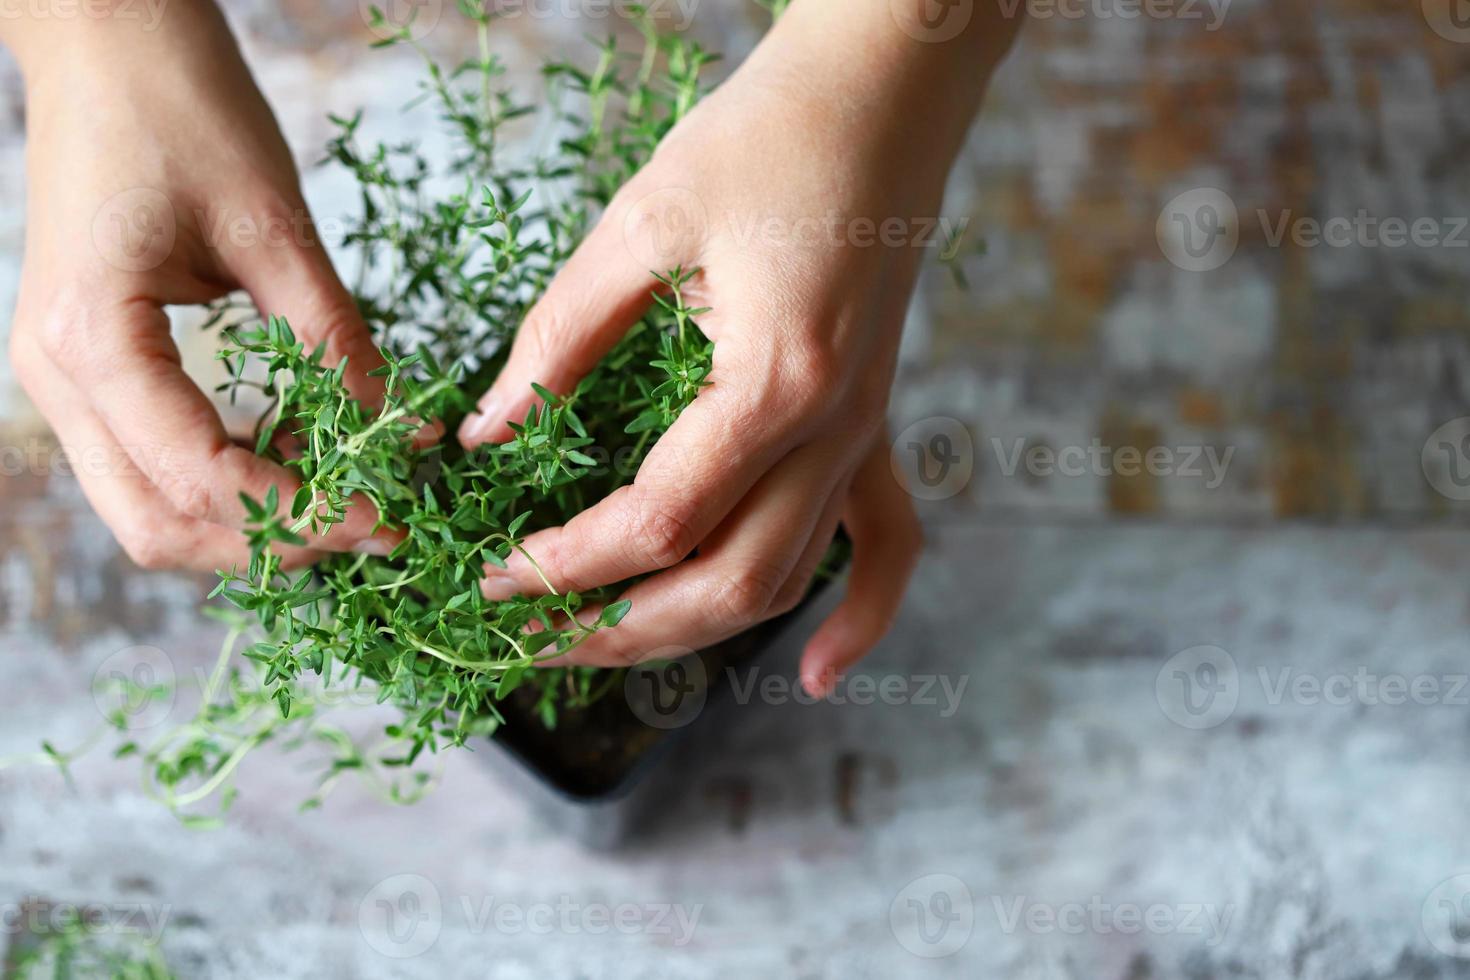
458 0 1017 695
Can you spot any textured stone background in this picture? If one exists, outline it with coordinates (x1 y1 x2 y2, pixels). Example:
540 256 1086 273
3 2 1470 978
8 518 1470 979
0 0 1467 521
912 0 1470 523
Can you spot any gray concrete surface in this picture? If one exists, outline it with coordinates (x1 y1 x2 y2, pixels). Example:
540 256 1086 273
4 504 1470 978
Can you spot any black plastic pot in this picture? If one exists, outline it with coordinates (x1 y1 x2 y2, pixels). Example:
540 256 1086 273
482 578 838 850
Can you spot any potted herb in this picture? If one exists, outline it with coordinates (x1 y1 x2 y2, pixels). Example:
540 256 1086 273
85 5 844 839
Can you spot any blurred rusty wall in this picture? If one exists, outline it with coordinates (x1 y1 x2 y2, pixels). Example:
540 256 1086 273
909 0 1470 522
1 0 1468 523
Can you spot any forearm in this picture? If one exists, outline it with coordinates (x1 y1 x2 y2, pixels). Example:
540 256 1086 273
3 0 294 212
741 0 1021 181
0 0 232 88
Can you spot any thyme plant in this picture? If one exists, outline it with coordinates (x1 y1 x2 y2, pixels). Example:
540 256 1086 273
118 5 725 822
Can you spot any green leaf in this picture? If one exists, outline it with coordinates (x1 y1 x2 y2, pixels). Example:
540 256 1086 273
598 599 633 628
496 663 527 698
291 486 314 520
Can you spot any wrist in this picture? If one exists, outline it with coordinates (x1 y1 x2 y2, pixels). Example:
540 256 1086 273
745 0 1018 179
2 0 228 92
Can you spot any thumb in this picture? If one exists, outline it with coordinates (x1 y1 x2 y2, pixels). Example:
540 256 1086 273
458 218 661 448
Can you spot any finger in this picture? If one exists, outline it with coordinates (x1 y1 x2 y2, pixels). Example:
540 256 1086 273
544 445 847 668
479 380 804 600
458 205 671 448
227 212 443 448
800 436 924 697
41 298 401 555
770 480 848 618
12 334 321 572
218 202 386 406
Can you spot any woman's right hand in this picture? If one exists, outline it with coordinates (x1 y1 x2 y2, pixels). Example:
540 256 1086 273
3 3 402 571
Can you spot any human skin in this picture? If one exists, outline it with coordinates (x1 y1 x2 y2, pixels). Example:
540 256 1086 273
462 0 1020 693
1 0 1019 695
2 1 404 571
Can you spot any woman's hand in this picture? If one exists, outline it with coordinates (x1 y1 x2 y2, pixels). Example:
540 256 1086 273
460 0 1018 694
4 4 401 572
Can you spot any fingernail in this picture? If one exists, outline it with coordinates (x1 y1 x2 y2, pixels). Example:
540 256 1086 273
802 668 839 699
458 399 500 446
481 571 519 601
457 413 486 444
411 418 445 450
354 538 397 557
